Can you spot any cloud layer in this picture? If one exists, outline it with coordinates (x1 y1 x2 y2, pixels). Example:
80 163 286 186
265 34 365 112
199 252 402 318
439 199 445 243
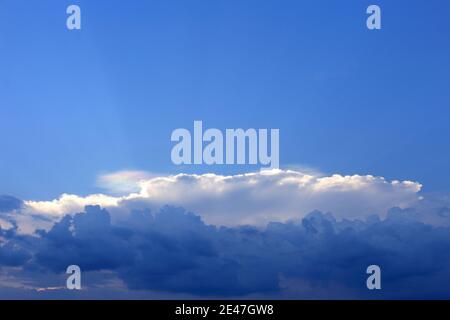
2 202 450 299
23 170 422 231
3 169 448 299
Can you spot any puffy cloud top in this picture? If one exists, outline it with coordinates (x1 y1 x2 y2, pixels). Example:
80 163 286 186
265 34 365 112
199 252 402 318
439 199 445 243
23 170 422 230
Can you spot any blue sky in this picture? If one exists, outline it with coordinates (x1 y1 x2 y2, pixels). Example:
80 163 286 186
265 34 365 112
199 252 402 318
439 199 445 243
1 0 450 199
1 0 450 300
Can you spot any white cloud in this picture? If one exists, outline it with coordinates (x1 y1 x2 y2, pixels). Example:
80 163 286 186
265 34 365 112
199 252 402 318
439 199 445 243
96 170 155 194
22 169 422 230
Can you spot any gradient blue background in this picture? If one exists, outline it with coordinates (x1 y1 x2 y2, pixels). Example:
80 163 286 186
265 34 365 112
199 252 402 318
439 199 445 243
1 0 450 199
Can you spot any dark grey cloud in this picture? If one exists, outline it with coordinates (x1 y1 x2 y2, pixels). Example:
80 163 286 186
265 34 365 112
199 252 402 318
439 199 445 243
2 200 450 298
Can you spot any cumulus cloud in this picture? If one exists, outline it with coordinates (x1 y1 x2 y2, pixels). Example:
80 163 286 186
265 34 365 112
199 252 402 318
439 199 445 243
2 203 450 298
0 195 23 230
5 169 447 298
23 170 422 230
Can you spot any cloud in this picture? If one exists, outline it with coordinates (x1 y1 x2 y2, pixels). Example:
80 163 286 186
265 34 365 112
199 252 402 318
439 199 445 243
5 169 448 298
96 170 155 194
0 242 31 267
3 203 450 298
0 195 23 230
23 170 422 229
